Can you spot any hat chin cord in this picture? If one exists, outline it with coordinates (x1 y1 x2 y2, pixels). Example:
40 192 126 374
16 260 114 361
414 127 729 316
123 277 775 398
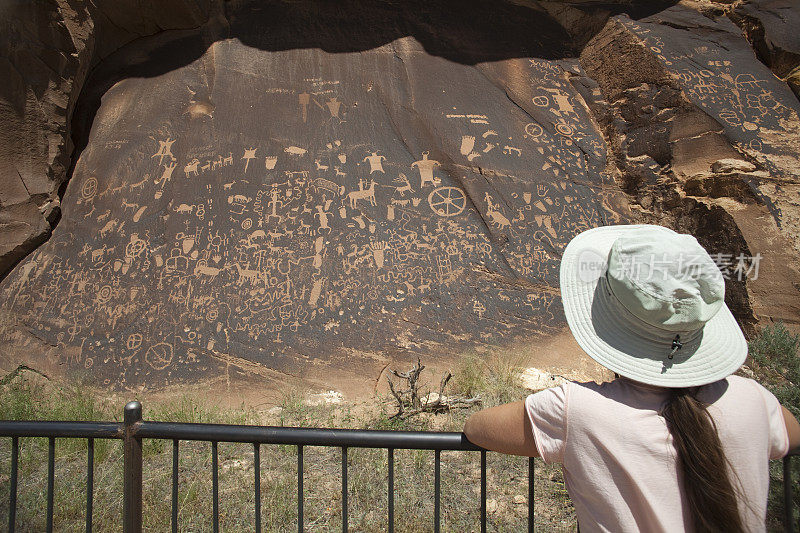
669 335 683 360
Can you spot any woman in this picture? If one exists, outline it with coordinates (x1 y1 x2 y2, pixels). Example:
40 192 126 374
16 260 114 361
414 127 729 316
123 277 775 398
463 224 800 532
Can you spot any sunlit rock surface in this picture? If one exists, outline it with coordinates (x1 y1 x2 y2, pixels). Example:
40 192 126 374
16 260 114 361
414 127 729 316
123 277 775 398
1 0 799 389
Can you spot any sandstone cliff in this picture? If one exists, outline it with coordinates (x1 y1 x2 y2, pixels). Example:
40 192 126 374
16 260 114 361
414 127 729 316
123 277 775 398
1 0 798 390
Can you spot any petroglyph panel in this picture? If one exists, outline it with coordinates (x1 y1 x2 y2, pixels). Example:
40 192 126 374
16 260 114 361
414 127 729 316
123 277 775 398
0 25 617 387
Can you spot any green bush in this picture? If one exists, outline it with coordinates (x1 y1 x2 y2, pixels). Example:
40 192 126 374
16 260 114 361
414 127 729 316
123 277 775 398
748 321 800 530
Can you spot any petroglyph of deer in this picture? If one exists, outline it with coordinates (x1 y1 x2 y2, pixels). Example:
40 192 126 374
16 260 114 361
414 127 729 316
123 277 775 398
184 159 200 177
231 263 261 285
393 174 413 196
121 199 139 212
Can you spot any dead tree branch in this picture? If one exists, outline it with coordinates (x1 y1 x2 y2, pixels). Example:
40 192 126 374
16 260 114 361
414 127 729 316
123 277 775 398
386 358 481 419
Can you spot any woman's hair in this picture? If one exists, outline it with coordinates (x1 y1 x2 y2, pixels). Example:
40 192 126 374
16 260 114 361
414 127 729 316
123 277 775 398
661 388 745 533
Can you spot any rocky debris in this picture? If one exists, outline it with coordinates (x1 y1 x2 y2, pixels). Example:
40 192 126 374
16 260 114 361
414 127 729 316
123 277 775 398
0 0 799 390
519 368 569 390
307 390 343 406
711 158 758 174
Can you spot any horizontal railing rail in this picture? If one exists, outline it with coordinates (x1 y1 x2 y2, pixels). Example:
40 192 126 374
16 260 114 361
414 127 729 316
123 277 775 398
0 401 797 533
136 421 483 449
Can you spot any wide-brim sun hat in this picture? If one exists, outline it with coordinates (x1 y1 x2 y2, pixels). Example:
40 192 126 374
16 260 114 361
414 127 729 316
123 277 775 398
559 224 748 388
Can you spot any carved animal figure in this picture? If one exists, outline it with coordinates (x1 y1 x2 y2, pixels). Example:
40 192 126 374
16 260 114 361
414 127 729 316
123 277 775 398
486 206 511 229
232 263 261 285
184 159 200 177
129 177 148 190
347 180 377 209
174 204 194 214
200 161 211 172
122 199 139 212
91 245 109 262
99 220 118 237
393 174 413 196
194 263 221 277
223 153 233 166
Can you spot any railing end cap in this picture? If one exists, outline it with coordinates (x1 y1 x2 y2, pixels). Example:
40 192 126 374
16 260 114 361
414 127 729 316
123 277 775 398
124 401 142 424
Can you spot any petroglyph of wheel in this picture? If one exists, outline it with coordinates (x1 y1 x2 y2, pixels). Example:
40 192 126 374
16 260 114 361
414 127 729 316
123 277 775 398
145 342 174 370
428 186 466 217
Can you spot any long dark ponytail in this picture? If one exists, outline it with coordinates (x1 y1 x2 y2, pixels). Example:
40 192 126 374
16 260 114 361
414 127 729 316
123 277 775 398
661 388 745 533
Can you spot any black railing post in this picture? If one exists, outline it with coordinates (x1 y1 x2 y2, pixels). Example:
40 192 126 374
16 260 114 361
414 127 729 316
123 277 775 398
123 401 143 533
9 436 18 533
785 455 794 533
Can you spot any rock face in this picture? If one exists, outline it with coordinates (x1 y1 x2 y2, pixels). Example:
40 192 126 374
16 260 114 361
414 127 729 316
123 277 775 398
0 0 799 390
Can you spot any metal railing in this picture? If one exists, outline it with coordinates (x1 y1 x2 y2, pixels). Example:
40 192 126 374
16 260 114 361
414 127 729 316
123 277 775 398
0 400 797 532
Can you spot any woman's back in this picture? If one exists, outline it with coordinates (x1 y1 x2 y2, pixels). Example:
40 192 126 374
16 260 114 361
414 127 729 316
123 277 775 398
526 375 790 533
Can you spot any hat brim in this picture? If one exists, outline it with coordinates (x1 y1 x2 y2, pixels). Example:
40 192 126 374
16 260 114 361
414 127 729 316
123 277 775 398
560 225 748 388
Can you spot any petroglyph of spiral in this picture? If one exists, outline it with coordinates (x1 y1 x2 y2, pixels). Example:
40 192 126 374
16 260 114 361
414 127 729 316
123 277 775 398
428 186 466 217
555 123 574 136
97 285 113 304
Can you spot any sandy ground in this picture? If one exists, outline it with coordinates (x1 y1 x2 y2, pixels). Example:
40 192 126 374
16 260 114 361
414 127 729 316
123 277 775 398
106 326 614 413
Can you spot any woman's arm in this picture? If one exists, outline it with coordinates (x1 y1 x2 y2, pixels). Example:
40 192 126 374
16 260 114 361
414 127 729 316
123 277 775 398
783 405 800 452
463 400 540 457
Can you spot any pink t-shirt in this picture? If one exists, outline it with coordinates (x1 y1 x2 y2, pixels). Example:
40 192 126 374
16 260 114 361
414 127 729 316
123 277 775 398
525 375 790 532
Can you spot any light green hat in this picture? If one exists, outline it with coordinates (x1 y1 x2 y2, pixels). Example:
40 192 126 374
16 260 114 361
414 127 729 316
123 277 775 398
559 224 747 387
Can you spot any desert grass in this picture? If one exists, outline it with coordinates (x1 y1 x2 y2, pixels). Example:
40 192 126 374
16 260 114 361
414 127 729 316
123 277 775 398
745 321 800 531
0 355 578 532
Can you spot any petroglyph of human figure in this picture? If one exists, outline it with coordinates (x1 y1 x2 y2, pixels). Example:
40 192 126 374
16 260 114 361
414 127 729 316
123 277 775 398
157 161 177 186
152 137 176 165
315 205 331 232
363 152 386 174
242 148 257 173
411 151 441 188
348 179 377 209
